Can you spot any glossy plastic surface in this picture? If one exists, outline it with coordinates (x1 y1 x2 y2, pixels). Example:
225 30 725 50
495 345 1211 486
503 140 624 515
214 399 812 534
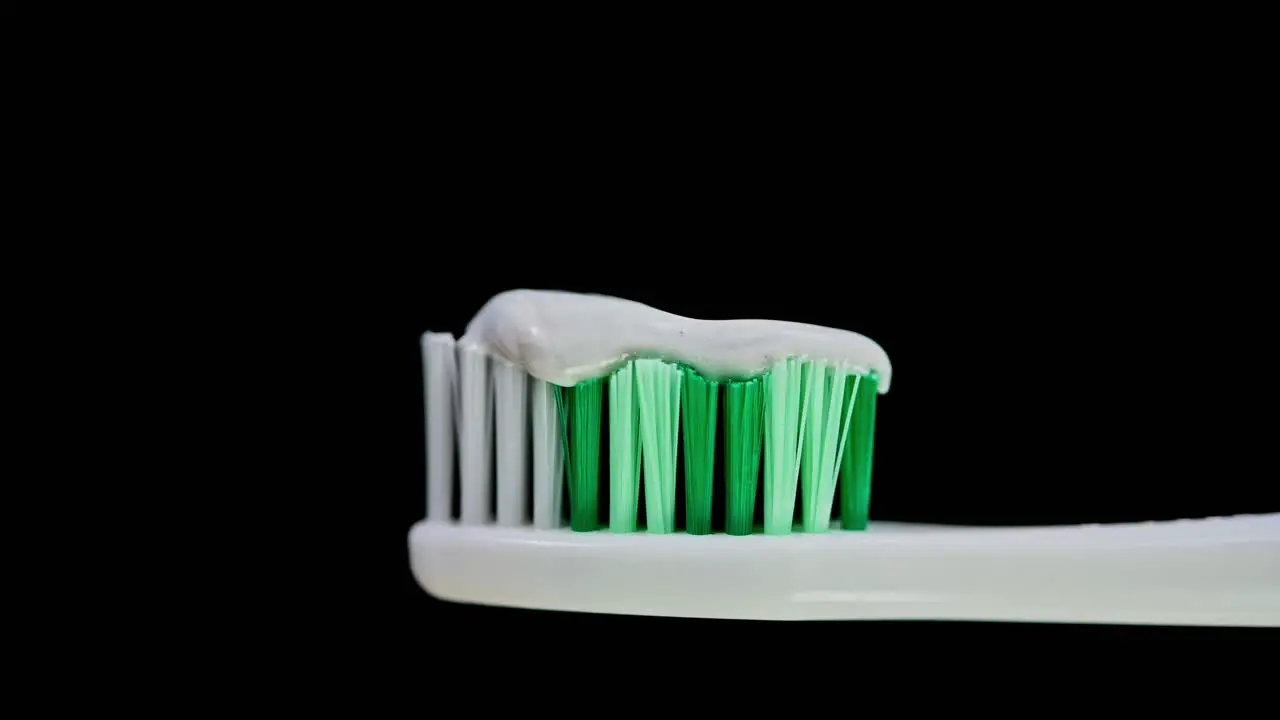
409 514 1280 625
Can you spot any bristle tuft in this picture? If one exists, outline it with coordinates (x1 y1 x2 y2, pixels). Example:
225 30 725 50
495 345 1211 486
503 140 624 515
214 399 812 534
636 359 681 533
840 372 878 530
558 378 603 531
531 378 564 529
763 358 805 534
681 368 717 535
458 344 493 525
800 362 855 532
422 334 456 521
494 360 528 526
724 377 763 535
609 362 641 532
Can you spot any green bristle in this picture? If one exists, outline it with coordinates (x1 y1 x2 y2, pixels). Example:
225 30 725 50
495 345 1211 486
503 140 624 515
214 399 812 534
555 377 603 532
763 357 807 534
680 367 718 535
723 376 763 536
553 355 878 536
609 362 641 532
840 372 878 530
800 362 859 532
636 359 681 533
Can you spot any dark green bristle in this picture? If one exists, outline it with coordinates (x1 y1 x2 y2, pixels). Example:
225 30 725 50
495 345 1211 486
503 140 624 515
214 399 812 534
839 372 878 530
680 368 718 535
723 377 763 536
555 378 603 531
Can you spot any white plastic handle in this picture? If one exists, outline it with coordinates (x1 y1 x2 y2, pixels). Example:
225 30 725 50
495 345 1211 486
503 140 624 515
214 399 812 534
409 514 1280 626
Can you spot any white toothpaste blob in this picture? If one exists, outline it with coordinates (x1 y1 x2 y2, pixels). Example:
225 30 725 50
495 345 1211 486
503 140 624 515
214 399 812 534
459 289 892 393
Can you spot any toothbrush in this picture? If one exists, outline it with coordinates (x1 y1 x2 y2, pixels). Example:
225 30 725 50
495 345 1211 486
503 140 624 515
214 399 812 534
409 290 1280 626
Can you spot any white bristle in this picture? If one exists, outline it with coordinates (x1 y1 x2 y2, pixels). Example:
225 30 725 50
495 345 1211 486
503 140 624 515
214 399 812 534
531 378 563 529
458 344 493 525
422 333 456 521
493 359 529 526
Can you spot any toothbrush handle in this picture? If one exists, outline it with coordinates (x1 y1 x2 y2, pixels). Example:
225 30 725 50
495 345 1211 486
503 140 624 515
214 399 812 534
410 514 1280 626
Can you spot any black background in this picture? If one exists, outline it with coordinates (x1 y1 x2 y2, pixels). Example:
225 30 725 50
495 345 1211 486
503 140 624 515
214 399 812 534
6 7 1274 700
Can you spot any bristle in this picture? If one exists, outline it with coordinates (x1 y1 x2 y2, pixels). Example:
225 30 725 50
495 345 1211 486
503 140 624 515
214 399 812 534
763 357 807 534
840 372 878 530
681 368 717 535
458 344 493 525
609 362 641 532
429 340 879 534
531 378 564 529
493 359 528 526
422 333 456 521
557 378 603 531
800 362 856 532
723 377 763 535
636 359 681 533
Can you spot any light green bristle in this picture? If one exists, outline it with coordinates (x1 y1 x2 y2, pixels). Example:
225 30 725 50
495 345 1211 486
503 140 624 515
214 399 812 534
763 357 807 534
680 367 718 535
723 376 763 535
840 372 878 530
800 364 859 532
555 378 603 532
636 359 681 533
609 362 641 532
